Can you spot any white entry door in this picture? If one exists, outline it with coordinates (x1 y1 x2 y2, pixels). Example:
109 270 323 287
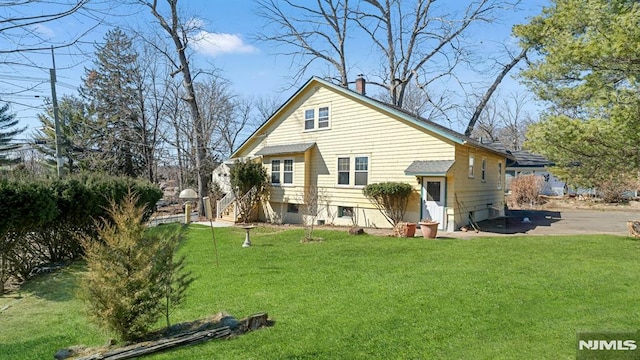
422 178 445 230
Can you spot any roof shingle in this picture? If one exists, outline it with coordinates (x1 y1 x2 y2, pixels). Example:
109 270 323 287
255 142 316 156
404 160 455 176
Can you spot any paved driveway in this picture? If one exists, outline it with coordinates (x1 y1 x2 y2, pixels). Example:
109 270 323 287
440 208 640 238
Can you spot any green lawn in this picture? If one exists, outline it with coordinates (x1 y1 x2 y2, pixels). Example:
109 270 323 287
1 226 639 359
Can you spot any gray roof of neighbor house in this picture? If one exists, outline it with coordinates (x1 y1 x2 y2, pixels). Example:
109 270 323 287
482 141 553 167
508 150 554 167
404 160 456 176
255 142 316 156
232 76 514 160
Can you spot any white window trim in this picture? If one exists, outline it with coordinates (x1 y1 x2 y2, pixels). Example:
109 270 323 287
336 156 351 187
468 155 475 178
481 158 486 182
283 159 294 186
270 158 295 186
336 155 370 188
354 155 369 188
304 109 315 131
271 159 281 185
303 105 331 132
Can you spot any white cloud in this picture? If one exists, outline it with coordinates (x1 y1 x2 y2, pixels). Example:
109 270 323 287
31 24 55 39
190 31 258 57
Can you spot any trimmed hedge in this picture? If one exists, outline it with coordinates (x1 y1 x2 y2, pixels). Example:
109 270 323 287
363 182 414 226
0 175 162 294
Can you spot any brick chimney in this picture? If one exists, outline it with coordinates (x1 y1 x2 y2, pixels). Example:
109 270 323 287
355 74 366 95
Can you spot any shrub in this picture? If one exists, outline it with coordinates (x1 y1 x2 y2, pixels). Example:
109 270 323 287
363 182 414 226
229 160 268 223
81 192 192 341
596 174 638 203
509 175 543 208
0 180 57 295
0 175 162 295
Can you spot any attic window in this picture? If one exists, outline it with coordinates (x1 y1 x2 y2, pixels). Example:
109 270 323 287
318 107 329 128
304 109 314 130
304 106 330 131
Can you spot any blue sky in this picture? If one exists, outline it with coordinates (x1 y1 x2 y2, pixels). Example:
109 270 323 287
0 0 550 135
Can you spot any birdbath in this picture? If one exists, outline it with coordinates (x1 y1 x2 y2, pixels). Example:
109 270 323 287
242 225 256 247
178 188 198 223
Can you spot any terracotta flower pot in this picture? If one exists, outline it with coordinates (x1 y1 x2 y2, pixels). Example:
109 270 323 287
419 222 439 239
405 223 416 237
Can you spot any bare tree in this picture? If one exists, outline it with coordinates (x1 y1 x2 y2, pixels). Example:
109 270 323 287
470 91 535 150
140 0 209 213
254 95 282 122
134 44 173 183
354 0 521 108
255 0 350 87
256 0 524 133
463 46 528 136
194 78 233 159
217 97 255 158
495 92 535 151
299 185 328 242
161 80 193 190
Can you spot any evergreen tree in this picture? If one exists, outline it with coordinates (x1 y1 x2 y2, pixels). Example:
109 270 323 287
514 0 640 191
0 103 25 166
81 192 192 341
80 28 147 178
34 96 97 174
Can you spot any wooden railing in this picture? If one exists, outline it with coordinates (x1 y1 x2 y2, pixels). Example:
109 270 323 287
216 186 258 222
216 191 236 219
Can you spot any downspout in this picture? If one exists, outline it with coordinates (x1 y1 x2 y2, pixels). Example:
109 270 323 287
419 177 424 221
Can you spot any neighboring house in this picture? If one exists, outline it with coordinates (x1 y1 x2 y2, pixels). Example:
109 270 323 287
212 155 260 196
484 142 566 196
211 162 233 195
507 151 566 196
225 76 512 231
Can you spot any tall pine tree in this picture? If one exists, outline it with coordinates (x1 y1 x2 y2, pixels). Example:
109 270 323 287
515 0 640 193
80 28 147 178
34 96 97 173
0 103 25 166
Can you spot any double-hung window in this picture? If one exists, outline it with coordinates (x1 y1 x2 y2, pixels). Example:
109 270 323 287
303 106 330 130
337 156 369 187
481 158 486 182
283 159 293 184
304 109 315 130
318 107 329 128
271 160 281 185
468 155 475 178
354 157 368 186
337 157 350 185
497 162 503 190
271 159 293 185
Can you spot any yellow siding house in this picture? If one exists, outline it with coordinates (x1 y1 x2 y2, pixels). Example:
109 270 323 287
229 76 511 232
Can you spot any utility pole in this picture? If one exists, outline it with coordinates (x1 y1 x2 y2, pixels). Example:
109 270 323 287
50 46 63 178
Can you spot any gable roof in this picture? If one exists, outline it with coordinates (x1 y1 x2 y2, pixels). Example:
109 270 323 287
232 76 513 160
